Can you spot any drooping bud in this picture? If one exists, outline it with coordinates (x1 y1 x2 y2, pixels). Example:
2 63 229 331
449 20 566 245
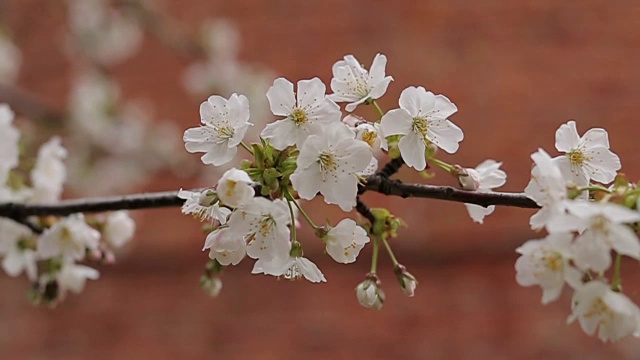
454 165 481 191
197 188 217 207
394 264 417 297
216 168 254 208
355 274 385 310
200 275 223 298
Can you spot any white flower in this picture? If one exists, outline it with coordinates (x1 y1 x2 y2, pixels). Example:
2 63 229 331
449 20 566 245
217 168 254 208
0 219 37 281
463 160 507 224
379 86 463 171
290 123 372 211
203 227 246 266
524 149 570 231
252 254 326 283
37 215 101 261
227 197 290 260
324 219 370 264
355 277 385 310
30 137 67 203
103 211 136 248
0 104 19 184
0 35 21 85
555 202 640 272
568 281 640 342
261 77 341 150
57 261 100 294
329 53 393 112
354 122 387 150
178 189 231 224
515 233 582 304
184 93 252 166
553 120 620 186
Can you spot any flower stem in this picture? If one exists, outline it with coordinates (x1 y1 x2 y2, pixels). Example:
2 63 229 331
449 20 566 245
283 188 319 229
578 185 612 194
285 198 297 243
380 235 399 266
371 235 380 274
612 253 623 292
429 157 454 173
240 141 254 155
372 100 385 119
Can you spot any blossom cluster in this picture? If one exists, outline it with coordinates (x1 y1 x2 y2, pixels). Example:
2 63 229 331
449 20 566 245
517 121 640 341
181 53 506 310
0 104 136 305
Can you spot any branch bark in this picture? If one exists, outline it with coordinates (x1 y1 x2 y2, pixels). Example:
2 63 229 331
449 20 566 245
0 176 539 221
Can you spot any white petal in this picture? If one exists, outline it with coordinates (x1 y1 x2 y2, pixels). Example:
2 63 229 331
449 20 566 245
266 78 296 116
290 166 322 200
583 148 621 184
582 128 610 149
464 203 494 224
319 175 358 211
427 119 463 154
297 77 326 109
399 86 433 117
555 121 581 152
609 225 640 260
379 108 413 136
398 132 427 171
260 119 297 150
432 94 458 118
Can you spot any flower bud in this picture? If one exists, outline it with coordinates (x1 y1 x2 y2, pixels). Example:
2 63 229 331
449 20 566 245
394 264 417 297
198 188 217 207
455 165 481 191
217 168 254 208
103 211 136 248
355 274 385 310
200 275 223 298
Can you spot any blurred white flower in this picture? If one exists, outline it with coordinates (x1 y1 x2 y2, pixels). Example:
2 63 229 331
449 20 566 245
0 219 37 281
568 281 640 342
515 233 582 304
553 121 620 186
380 86 463 170
329 53 393 112
261 77 341 150
355 277 384 310
103 211 136 248
30 137 67 203
0 34 21 84
0 104 19 185
57 261 100 294
37 215 100 261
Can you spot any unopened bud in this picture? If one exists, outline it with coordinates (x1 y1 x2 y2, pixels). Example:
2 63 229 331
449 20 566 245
455 165 481 191
200 275 223 298
198 188 217 207
394 264 417 297
355 274 385 310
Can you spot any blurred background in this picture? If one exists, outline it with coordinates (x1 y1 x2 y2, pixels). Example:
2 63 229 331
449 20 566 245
2 0 640 358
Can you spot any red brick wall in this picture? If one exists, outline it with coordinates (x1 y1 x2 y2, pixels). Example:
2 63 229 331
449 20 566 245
3 0 640 358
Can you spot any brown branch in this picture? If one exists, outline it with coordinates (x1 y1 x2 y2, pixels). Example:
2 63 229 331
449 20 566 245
0 176 539 222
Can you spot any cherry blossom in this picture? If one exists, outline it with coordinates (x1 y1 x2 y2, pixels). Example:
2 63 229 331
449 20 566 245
324 218 370 264
102 211 136 248
290 123 372 211
30 137 68 203
524 149 570 231
252 254 326 283
227 197 290 260
355 277 385 310
515 233 582 304
184 93 252 166
0 104 19 185
216 168 255 208
0 219 37 281
379 86 463 171
178 189 231 224
261 77 341 150
553 121 620 186
568 281 640 342
57 260 100 294
37 214 101 261
203 227 246 266
462 160 507 224
329 53 393 112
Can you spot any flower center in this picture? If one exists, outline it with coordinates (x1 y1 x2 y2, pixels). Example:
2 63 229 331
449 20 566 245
412 117 429 139
567 149 587 166
258 216 276 238
542 251 563 272
318 152 337 173
224 181 237 198
584 298 613 322
290 108 308 125
361 130 377 147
